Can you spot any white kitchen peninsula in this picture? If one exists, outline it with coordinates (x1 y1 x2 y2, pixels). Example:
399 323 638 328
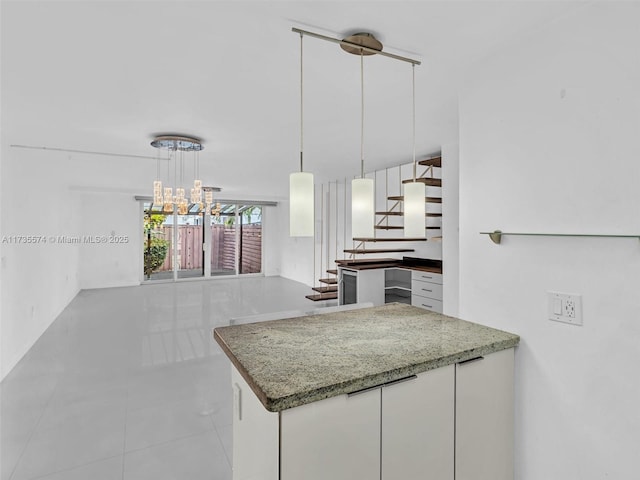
213 303 519 480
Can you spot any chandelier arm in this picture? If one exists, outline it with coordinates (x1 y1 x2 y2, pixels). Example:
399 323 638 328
291 27 421 65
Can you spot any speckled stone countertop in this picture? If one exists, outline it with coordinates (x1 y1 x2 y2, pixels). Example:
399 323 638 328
213 303 519 412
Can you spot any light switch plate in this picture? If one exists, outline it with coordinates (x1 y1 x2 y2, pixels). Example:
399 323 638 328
548 292 582 326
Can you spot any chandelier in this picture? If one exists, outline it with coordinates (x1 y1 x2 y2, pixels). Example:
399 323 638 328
150 134 219 216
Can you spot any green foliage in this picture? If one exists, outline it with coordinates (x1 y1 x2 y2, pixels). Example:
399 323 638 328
143 212 169 278
144 213 166 233
144 236 169 278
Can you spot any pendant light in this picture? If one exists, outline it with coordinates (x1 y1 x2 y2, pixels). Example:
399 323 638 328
289 33 314 237
403 64 426 238
351 49 375 238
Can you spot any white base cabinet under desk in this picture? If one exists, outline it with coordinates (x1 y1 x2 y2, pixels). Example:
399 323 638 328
411 270 444 313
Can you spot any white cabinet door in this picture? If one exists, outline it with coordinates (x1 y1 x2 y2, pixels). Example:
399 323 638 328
231 366 279 480
455 348 515 480
357 268 385 306
382 366 454 480
280 388 381 480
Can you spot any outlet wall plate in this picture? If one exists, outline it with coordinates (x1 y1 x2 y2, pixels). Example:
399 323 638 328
548 291 582 326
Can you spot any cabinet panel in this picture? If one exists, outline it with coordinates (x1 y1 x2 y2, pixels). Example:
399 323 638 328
231 366 279 480
456 348 515 480
411 270 443 284
382 366 454 480
411 295 443 313
411 280 443 300
281 389 380 480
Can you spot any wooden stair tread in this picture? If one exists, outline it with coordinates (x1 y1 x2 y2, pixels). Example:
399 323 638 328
353 237 427 242
375 226 442 230
312 286 338 293
318 277 337 284
326 269 338 275
306 292 338 301
387 196 442 204
376 212 443 217
402 178 442 187
418 156 442 167
335 258 398 265
344 248 415 254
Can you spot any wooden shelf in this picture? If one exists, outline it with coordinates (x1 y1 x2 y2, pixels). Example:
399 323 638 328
375 226 442 230
305 292 338 301
344 248 415 254
326 269 338 275
418 156 442 167
312 286 338 293
353 237 427 242
335 258 399 265
318 277 338 285
402 178 442 187
376 212 442 217
387 196 442 204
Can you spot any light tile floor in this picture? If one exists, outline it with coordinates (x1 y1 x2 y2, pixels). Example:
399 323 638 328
1 276 331 480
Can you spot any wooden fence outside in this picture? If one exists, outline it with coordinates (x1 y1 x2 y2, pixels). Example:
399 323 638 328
157 224 261 274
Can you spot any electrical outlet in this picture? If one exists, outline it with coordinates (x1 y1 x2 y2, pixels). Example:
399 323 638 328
564 298 575 318
548 292 582 326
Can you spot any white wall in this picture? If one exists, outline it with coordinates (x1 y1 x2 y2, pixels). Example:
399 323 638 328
459 3 640 478
77 191 142 289
0 148 81 379
441 143 459 317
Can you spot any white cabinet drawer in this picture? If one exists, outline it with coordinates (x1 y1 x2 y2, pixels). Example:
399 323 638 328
411 295 443 313
411 270 442 284
412 280 443 300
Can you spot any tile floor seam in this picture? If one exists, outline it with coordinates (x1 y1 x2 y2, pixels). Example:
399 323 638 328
123 429 216 456
8 376 61 480
18 454 124 480
121 373 130 480
212 422 232 467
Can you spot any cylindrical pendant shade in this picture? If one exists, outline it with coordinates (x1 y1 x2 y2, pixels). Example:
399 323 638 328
403 181 426 238
351 178 375 238
289 172 314 237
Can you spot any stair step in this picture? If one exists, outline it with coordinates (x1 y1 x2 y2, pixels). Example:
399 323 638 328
344 248 415 254
335 257 398 265
326 269 338 275
418 156 442 167
402 178 442 187
353 237 427 242
306 292 338 301
387 196 442 204
376 212 443 217
318 277 338 285
375 226 441 230
312 286 338 293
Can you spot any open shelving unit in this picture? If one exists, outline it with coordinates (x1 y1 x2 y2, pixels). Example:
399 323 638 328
384 268 412 305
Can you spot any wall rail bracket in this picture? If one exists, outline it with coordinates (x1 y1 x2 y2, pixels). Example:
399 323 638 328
481 230 640 245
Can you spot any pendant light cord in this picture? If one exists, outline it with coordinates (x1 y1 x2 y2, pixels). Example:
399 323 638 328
300 32 304 173
412 63 416 182
360 50 365 179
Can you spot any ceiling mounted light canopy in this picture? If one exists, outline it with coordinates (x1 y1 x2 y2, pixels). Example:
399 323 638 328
289 33 315 237
151 134 215 215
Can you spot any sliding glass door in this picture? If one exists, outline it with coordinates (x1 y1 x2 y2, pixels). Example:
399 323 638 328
210 204 236 277
143 202 263 281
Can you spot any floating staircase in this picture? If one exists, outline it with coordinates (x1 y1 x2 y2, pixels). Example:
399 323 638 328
306 268 339 302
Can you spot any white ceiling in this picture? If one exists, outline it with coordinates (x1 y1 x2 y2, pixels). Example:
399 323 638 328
1 1 583 199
